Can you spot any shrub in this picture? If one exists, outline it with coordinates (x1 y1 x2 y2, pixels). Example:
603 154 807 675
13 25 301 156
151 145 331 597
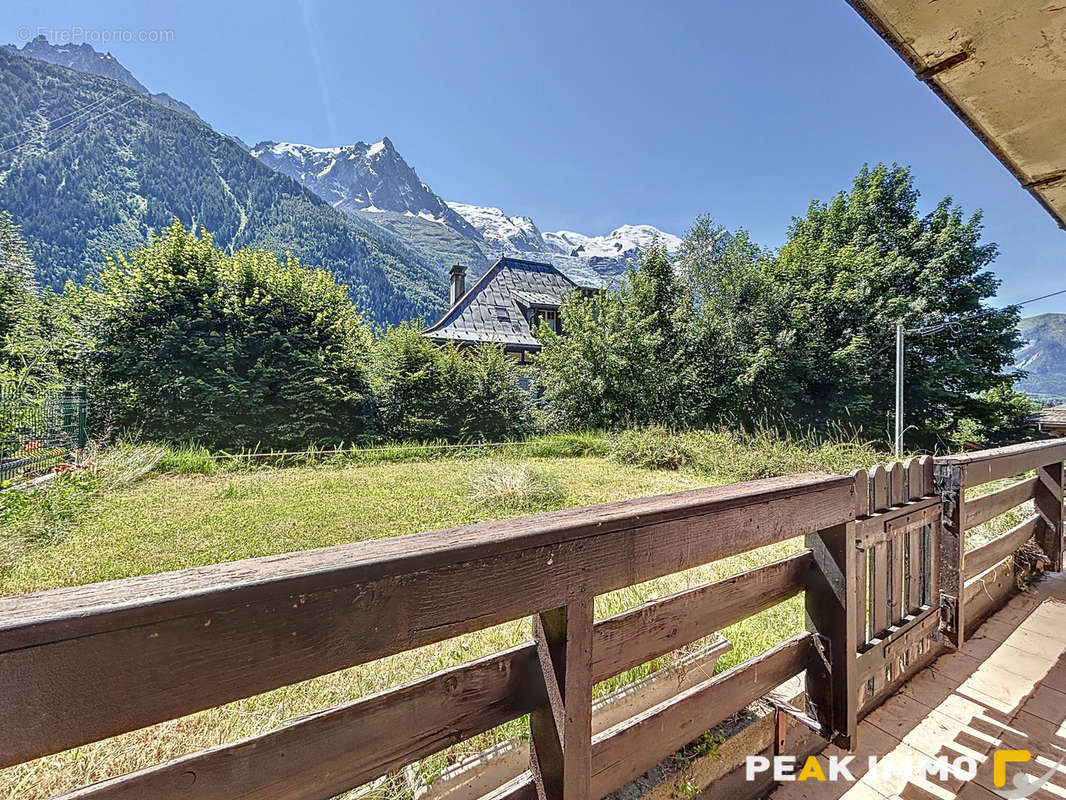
71 222 375 451
372 323 533 442
609 427 697 470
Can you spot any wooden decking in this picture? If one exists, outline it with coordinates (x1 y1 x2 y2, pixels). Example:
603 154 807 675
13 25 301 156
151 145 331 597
772 571 1066 800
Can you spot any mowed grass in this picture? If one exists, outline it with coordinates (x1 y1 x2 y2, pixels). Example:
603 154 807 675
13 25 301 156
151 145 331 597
0 434 887 799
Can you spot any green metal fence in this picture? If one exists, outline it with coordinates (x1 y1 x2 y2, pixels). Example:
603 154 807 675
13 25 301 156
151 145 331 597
0 385 87 483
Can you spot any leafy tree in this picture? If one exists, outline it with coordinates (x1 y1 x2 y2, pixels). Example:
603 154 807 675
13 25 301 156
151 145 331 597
0 211 66 390
372 323 532 442
533 249 675 430
674 217 795 428
72 221 375 449
767 164 1022 448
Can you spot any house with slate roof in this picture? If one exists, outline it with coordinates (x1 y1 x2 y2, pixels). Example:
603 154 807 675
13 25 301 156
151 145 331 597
1028 404 1066 437
423 256 598 360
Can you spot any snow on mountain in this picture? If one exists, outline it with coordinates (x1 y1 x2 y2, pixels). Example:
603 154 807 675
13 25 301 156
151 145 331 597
251 138 479 237
447 203 680 265
446 202 560 254
543 225 682 259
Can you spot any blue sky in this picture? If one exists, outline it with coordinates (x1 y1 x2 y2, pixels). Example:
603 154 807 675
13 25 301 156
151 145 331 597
4 0 1064 315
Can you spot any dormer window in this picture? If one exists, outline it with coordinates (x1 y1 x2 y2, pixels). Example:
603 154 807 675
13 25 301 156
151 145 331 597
533 308 560 333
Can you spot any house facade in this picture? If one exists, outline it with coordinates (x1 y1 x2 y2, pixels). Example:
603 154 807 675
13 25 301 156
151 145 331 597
422 256 596 360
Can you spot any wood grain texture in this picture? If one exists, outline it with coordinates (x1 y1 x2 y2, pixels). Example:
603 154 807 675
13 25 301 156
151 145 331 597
1035 462 1064 572
805 522 859 748
530 597 593 800
937 439 1066 487
965 514 1042 579
907 527 921 614
591 552 810 679
54 554 811 800
0 474 854 768
920 456 934 500
369 636 811 800
935 462 966 648
869 465 889 513
851 469 869 518
588 634 811 797
887 462 905 507
870 541 889 636
964 477 1039 531
905 458 922 501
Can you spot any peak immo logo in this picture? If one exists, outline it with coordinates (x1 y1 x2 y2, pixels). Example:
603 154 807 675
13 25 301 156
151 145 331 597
992 750 1064 799
746 749 1064 798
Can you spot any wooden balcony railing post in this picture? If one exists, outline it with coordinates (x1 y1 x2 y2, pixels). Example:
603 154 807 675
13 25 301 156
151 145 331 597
934 462 966 648
530 596 594 800
1035 460 1064 572
805 521 858 749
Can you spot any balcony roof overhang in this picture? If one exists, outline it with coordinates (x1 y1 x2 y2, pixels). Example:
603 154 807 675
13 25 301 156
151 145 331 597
848 0 1066 230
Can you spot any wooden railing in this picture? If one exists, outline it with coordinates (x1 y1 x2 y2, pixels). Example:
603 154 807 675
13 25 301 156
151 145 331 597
0 440 1063 800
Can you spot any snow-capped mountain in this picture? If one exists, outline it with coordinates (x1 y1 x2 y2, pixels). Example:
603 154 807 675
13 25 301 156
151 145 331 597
542 225 683 260
250 138 680 286
251 139 479 238
4 35 202 121
450 202 680 264
446 202 559 254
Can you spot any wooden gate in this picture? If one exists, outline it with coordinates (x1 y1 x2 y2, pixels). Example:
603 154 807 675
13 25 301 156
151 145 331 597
852 457 942 715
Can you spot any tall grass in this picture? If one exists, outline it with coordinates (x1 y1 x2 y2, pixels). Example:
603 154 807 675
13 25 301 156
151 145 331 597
467 463 568 513
0 442 166 574
608 426 886 481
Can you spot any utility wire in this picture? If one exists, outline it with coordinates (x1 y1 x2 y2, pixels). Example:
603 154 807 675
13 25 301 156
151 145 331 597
0 88 125 143
912 287 1066 336
0 96 139 159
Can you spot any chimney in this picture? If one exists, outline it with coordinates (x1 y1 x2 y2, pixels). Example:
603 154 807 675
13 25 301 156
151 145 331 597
450 263 467 305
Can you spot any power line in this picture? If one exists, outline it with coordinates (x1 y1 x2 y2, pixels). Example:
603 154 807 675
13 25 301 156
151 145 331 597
912 287 1066 336
0 96 139 159
0 88 125 143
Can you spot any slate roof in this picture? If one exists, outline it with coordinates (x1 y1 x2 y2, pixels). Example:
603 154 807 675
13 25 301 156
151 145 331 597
1029 404 1066 429
423 256 584 350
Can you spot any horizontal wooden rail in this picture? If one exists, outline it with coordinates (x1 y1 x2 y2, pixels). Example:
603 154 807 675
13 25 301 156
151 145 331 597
481 633 813 800
936 439 1066 488
0 473 852 769
965 514 1043 580
53 553 810 800
964 476 1039 531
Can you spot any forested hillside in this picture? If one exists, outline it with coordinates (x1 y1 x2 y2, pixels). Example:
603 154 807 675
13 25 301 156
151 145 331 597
0 48 446 323
1016 313 1066 401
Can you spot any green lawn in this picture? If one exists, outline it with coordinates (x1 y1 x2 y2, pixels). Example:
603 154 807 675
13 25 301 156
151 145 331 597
0 456 712 594
0 439 885 800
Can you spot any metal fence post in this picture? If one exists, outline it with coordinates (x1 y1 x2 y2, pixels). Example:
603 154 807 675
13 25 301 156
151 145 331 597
934 462 966 648
76 386 88 449
1035 460 1064 573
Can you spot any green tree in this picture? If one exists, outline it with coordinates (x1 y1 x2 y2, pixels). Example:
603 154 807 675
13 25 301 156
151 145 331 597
674 217 795 428
372 324 532 442
72 221 375 449
0 211 66 390
533 249 675 430
767 164 1021 448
